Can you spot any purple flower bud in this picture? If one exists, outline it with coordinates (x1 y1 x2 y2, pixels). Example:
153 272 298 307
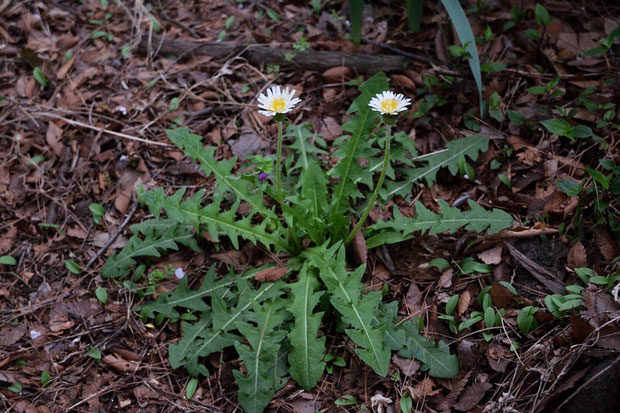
258 172 269 181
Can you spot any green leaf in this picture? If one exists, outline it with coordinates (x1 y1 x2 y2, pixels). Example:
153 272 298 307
0 255 17 266
90 30 108 39
169 97 180 112
446 295 459 316
401 394 413 413
186 377 199 400
33 67 47 87
429 257 450 269
95 286 108 304
86 346 102 360
396 319 458 378
287 265 326 390
406 0 424 32
66 259 83 274
139 188 290 252
234 299 289 413
484 307 495 328
8 381 22 394
382 134 489 199
102 219 199 279
266 9 281 21
350 0 363 44
329 72 389 236
556 179 581 196
304 243 391 376
367 199 512 248
166 128 277 221
535 3 550 27
41 370 51 387
286 123 327 172
541 119 574 140
441 0 483 115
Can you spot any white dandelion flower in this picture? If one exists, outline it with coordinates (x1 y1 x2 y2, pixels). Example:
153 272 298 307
257 85 302 117
368 90 411 115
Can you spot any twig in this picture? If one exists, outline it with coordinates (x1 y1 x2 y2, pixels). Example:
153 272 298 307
86 199 139 268
32 113 172 147
361 36 440 65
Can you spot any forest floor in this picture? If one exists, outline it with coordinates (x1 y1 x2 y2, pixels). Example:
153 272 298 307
0 1 619 412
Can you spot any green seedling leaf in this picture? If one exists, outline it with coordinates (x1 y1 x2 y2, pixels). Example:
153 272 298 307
541 119 574 140
446 294 459 316
41 370 51 387
66 259 83 274
535 3 550 27
33 67 47 87
95 286 108 304
0 256 17 266
186 378 199 400
430 257 450 269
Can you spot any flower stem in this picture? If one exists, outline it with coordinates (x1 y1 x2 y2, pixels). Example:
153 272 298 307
276 121 283 198
345 125 391 245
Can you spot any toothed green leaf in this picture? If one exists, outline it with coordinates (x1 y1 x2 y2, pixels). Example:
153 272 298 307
139 188 291 252
366 199 513 248
382 134 489 199
102 219 198 279
287 123 327 172
166 128 276 220
328 72 389 236
287 265 326 390
234 298 289 413
304 243 390 376
396 318 458 378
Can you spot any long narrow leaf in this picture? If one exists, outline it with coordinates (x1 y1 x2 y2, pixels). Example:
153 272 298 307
350 0 363 45
406 0 424 32
441 0 483 115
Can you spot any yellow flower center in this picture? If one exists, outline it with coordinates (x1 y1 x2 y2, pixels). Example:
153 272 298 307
379 98 399 114
270 97 287 113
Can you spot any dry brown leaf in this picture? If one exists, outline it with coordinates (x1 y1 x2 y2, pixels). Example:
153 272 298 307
488 284 515 308
477 246 503 265
438 269 454 288
322 66 353 82
392 355 420 377
391 74 415 89
320 116 341 140
457 290 471 316
102 354 138 372
595 230 618 261
254 266 287 282
405 377 440 401
0 324 26 346
454 382 492 411
352 229 367 264
46 121 63 157
567 242 587 269
406 282 424 316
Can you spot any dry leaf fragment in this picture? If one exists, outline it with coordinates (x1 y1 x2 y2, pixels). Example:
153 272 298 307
322 66 353 82
352 229 367 264
254 266 287 282
46 121 63 157
488 284 515 308
567 242 587 269
477 246 503 265
454 382 492 411
392 355 420 377
405 377 440 400
102 354 137 372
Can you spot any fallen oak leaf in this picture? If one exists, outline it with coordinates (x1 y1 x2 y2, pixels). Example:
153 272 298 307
454 382 492 411
254 266 287 282
404 377 440 401
567 242 587 269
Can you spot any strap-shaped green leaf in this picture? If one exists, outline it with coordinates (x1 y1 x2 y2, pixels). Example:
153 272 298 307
304 243 390 376
166 128 276 220
288 265 326 390
328 72 389 235
139 187 292 253
102 219 198 279
382 134 489 199
287 123 327 172
234 298 289 413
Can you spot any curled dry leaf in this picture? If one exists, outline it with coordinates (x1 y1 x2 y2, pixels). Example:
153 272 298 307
438 268 454 288
254 266 287 282
567 242 587 269
457 290 471 316
488 284 515 308
102 354 138 372
352 229 367 264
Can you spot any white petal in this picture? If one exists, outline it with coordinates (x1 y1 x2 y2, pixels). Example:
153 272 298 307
259 110 274 116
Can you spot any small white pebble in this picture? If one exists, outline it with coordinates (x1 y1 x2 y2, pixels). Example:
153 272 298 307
464 174 470 180
175 267 185 280
33 13 41 20
114 105 127 115
119 155 128 161
30 329 41 340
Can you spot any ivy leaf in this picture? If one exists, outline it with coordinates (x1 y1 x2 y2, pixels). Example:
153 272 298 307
234 298 289 413
166 128 277 220
287 265 326 390
304 243 390 376
396 319 458 378
382 135 489 199
328 72 389 237
102 219 198 279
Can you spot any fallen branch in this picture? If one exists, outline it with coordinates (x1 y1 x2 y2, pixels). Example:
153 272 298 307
139 34 410 73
